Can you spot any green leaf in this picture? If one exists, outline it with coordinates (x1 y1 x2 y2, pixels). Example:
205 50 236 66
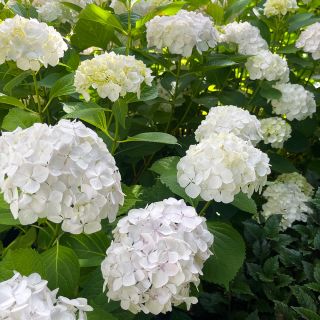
260 82 282 100
126 132 178 145
291 286 317 312
61 1 82 12
314 263 320 282
292 307 320 320
63 102 107 132
124 83 158 103
112 99 128 128
41 244 80 297
150 156 195 206
49 73 76 101
87 309 118 320
136 2 185 29
61 232 109 267
0 194 18 226
263 256 279 276
231 192 257 214
203 222 246 288
288 13 320 32
269 153 297 173
0 248 45 281
2 108 40 131
9 228 37 251
119 184 142 216
0 94 26 109
225 0 251 22
3 70 32 95
207 2 224 25
71 4 123 50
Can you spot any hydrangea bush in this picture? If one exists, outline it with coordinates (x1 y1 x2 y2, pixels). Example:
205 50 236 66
0 0 318 319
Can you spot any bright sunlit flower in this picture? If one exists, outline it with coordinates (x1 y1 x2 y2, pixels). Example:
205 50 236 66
177 133 270 203
271 83 316 121
296 22 320 60
263 0 298 17
219 21 268 55
74 52 154 102
195 105 262 146
245 50 289 83
0 120 124 234
146 10 219 57
0 15 67 71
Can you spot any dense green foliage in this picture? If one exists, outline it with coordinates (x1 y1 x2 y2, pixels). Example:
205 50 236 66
0 0 319 319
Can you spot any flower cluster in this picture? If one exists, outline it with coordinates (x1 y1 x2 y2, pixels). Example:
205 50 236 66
146 10 219 57
0 15 67 71
195 105 262 146
263 0 298 17
262 173 313 229
277 172 314 197
101 198 213 315
245 50 289 82
296 22 320 60
74 52 154 102
271 83 316 120
260 117 292 148
0 272 92 319
110 0 172 15
177 133 270 203
0 120 124 234
32 0 106 24
219 21 268 55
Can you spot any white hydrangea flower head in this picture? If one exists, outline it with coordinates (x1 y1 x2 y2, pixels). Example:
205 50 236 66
260 117 292 148
0 120 124 234
219 21 268 55
296 22 320 60
110 0 172 15
276 172 314 197
195 105 262 146
263 0 298 17
146 10 219 57
101 198 213 315
262 181 313 229
271 83 316 121
74 52 154 102
0 272 92 319
177 133 271 203
32 0 107 24
0 16 67 71
245 50 289 83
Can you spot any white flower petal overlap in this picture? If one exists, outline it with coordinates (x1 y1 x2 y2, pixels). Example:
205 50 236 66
177 133 270 203
74 52 154 102
101 198 213 315
146 10 219 57
0 120 124 234
0 272 92 320
0 15 67 71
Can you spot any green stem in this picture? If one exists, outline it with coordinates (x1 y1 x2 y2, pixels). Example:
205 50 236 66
165 58 182 133
305 63 316 85
111 119 119 155
199 201 212 216
126 0 132 55
248 81 262 107
32 72 42 121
